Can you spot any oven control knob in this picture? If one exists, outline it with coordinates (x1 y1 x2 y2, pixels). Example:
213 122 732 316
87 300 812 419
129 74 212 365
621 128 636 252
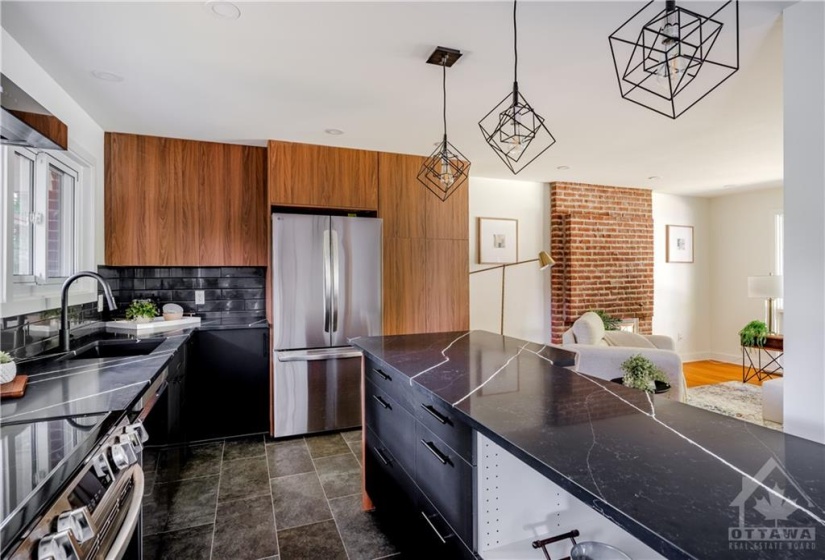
110 437 138 470
37 529 80 560
122 429 144 455
56 506 95 543
125 421 149 444
91 451 113 481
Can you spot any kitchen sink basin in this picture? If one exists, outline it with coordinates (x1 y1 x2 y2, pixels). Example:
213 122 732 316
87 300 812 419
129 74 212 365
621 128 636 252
62 339 164 360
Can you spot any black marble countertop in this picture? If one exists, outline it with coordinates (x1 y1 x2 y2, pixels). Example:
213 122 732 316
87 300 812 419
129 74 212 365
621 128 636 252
1 319 268 424
351 330 825 560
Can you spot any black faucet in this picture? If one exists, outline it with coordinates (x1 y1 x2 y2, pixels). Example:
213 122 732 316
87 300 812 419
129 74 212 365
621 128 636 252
60 271 118 352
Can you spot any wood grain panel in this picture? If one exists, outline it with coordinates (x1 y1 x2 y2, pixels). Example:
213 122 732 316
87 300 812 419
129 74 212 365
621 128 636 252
425 239 469 332
378 152 426 239
105 132 139 265
383 238 428 335
268 140 378 210
9 110 68 150
425 177 469 240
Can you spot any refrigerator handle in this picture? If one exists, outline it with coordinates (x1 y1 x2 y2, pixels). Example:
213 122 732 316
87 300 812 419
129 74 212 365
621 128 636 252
323 229 332 333
331 228 340 332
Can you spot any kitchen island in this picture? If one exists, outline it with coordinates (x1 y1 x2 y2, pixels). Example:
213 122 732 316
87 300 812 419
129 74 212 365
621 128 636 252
352 330 825 559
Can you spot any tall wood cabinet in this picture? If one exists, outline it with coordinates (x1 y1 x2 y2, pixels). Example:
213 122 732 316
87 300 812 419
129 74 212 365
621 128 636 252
378 152 469 335
105 133 266 266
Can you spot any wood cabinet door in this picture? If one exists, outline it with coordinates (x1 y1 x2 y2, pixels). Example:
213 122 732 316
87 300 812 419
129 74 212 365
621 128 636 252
105 133 200 265
383 238 428 335
425 239 469 332
425 177 468 240
378 152 426 239
199 143 267 265
268 140 378 210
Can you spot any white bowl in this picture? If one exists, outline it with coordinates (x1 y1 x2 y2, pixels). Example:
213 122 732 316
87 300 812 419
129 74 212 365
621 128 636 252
163 312 184 321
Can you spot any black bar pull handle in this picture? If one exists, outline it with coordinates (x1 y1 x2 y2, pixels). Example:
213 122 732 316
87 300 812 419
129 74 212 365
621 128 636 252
421 403 448 424
420 439 448 465
373 368 391 381
420 512 451 544
375 448 391 466
372 395 390 409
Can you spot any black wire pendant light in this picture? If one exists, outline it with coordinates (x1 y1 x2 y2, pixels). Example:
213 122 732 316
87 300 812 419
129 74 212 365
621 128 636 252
609 0 739 119
479 0 556 175
417 47 470 202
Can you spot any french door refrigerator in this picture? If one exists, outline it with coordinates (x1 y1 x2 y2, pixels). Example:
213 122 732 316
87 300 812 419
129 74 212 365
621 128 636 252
272 213 382 437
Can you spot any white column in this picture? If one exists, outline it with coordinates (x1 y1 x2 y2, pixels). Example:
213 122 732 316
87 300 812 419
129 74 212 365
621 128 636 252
783 0 825 443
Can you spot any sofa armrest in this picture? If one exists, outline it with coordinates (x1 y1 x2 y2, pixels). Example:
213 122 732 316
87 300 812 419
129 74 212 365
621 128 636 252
645 335 676 351
562 345 686 402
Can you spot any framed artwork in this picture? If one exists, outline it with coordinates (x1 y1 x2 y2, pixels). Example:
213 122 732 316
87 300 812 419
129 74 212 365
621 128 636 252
478 217 518 264
618 318 639 333
666 225 694 263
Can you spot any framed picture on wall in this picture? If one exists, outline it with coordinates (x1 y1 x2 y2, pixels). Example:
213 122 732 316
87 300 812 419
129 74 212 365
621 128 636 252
478 217 518 264
666 225 694 263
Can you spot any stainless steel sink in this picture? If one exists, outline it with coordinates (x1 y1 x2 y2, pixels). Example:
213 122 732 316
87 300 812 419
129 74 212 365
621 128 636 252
62 339 164 361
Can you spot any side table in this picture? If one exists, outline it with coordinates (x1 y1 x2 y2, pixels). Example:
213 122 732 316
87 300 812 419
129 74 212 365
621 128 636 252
742 334 783 383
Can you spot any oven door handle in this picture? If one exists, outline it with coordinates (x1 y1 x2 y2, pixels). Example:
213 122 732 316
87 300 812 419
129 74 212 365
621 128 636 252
104 467 145 560
137 380 168 423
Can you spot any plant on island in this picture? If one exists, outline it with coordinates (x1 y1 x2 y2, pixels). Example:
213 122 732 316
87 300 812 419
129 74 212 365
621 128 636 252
590 309 621 331
125 300 159 322
739 320 768 347
620 354 668 393
0 350 16 384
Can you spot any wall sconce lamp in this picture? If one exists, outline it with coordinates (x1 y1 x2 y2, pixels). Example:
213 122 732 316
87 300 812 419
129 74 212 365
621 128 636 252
470 251 555 335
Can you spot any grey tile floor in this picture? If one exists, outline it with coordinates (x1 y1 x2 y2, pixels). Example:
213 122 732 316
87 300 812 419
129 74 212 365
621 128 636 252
142 430 398 560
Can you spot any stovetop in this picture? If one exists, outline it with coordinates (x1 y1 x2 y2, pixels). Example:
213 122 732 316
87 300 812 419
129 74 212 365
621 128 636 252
0 411 122 555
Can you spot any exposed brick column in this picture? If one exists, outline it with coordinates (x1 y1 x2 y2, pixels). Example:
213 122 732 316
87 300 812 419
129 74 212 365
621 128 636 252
550 182 654 343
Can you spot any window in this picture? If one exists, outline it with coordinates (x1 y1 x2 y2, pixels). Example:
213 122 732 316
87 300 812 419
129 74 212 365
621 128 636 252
8 147 78 286
775 212 784 310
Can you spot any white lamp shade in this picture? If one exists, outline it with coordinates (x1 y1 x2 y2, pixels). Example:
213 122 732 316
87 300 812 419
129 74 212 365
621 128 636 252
748 275 783 299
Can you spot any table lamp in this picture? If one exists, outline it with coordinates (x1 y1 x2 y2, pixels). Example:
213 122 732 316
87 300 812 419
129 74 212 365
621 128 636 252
747 274 783 333
469 251 555 335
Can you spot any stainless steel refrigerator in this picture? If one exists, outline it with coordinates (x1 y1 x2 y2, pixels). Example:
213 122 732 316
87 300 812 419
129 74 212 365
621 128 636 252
272 213 382 437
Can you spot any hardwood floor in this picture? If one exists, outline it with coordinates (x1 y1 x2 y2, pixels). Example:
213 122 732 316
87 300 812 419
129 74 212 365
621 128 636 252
683 360 763 388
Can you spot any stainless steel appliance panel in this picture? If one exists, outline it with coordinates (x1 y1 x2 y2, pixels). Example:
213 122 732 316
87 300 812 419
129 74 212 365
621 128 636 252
272 214 331 350
330 216 382 347
274 349 363 437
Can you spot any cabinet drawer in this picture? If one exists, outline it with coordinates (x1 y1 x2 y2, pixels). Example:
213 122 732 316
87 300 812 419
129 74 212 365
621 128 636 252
414 389 474 465
417 490 476 559
365 427 417 503
365 356 413 413
415 423 474 547
365 379 415 473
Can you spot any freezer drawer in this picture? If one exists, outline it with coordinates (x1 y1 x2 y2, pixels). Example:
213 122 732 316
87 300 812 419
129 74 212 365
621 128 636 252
274 348 363 437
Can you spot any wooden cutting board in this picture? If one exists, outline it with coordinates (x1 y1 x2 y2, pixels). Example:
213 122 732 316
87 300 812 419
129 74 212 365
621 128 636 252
0 375 28 399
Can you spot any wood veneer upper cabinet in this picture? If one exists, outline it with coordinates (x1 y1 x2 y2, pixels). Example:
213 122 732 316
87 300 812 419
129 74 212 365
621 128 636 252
105 133 266 266
378 152 426 239
425 177 468 240
268 140 378 210
105 133 200 265
199 143 267 265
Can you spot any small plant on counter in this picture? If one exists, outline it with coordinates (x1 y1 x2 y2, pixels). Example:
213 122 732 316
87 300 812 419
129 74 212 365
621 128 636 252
0 351 16 384
590 309 621 331
620 354 668 393
739 320 768 347
125 300 159 323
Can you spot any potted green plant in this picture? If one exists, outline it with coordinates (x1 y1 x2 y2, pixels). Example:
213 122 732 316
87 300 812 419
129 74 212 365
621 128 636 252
614 354 670 393
125 300 159 323
739 320 768 347
0 351 16 384
591 309 621 331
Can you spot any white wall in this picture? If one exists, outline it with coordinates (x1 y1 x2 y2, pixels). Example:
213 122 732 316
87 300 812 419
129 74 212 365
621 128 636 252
1 28 105 316
783 0 825 444
469 177 550 344
706 188 783 363
652 193 711 361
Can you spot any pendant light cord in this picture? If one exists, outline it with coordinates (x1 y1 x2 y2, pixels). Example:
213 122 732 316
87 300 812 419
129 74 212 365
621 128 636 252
513 0 518 84
442 56 448 140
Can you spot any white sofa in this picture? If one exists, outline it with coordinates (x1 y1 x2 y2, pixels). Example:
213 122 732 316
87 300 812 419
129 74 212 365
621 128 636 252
562 312 687 402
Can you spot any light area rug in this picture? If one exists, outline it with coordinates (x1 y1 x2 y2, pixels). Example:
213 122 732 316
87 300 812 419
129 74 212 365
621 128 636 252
686 381 783 431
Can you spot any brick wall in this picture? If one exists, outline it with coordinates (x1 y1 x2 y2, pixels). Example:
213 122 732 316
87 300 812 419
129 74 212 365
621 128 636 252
550 182 653 343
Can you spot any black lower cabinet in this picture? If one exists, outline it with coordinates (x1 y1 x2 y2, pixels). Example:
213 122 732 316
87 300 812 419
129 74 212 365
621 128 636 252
187 328 270 440
143 336 190 446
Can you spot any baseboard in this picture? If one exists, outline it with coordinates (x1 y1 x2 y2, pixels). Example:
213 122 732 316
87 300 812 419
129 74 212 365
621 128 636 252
708 352 741 365
680 351 713 362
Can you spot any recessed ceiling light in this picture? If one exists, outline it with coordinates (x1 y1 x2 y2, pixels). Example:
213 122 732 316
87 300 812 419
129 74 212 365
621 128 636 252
648 175 661 181
91 70 124 82
325 128 344 136
206 1 241 20
557 165 570 170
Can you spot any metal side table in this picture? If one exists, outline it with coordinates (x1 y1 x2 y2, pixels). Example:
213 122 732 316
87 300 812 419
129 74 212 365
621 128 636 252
742 334 784 383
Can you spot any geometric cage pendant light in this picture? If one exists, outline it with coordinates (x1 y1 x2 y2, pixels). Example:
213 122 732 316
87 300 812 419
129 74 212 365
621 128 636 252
609 0 740 119
479 0 556 175
417 46 471 202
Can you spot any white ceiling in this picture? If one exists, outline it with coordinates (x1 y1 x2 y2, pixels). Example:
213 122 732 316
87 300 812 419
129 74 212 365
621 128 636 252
1 1 787 195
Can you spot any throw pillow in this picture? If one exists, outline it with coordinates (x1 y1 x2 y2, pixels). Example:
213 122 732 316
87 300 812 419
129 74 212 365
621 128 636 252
571 311 605 345
603 331 657 349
